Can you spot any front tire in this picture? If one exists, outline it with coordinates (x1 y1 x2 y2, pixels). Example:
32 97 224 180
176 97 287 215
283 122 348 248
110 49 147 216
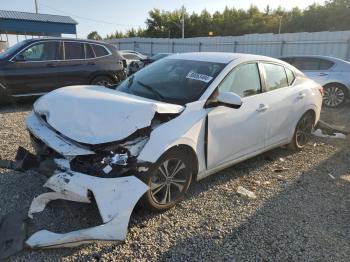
323 84 347 107
91 76 116 87
140 148 193 211
288 112 314 150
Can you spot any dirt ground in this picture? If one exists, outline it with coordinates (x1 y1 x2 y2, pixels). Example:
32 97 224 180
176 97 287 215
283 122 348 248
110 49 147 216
0 101 349 261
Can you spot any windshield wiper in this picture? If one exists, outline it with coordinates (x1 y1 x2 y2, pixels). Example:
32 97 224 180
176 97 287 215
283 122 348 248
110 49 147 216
137 81 165 101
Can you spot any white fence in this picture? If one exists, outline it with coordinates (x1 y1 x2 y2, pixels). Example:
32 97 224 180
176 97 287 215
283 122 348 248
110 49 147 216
107 31 350 61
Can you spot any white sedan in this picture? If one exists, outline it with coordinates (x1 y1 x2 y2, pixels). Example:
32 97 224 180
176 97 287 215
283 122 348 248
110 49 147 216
3 52 323 251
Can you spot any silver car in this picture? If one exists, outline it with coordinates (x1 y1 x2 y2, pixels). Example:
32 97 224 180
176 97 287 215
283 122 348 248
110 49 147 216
280 55 350 107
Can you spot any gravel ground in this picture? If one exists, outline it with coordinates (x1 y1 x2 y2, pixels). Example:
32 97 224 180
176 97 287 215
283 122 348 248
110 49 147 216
0 103 350 261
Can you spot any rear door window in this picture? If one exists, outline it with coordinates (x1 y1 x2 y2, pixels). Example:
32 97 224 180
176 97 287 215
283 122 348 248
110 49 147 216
263 63 289 91
85 44 95 59
293 57 334 71
92 44 109 57
64 42 85 60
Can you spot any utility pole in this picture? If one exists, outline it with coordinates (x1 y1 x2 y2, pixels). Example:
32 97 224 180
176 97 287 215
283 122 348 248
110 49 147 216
278 16 283 34
181 5 185 39
35 0 38 14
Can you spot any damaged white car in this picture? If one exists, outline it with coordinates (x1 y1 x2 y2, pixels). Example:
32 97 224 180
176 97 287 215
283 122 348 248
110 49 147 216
0 52 323 258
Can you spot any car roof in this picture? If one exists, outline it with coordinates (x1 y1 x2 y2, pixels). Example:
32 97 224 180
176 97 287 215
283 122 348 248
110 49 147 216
22 37 110 46
166 52 284 64
281 55 350 64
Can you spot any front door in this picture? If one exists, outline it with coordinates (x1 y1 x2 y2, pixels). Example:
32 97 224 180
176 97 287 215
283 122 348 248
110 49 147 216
3 41 62 95
207 63 267 169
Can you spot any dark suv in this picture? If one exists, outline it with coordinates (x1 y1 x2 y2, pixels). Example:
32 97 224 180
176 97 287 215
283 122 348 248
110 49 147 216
0 38 126 101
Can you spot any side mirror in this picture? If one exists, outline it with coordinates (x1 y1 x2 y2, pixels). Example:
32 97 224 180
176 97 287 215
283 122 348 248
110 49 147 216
216 91 242 109
14 54 25 62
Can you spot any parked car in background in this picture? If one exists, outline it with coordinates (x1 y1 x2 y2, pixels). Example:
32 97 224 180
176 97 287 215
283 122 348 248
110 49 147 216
129 53 172 75
280 55 350 107
0 38 126 102
119 50 147 65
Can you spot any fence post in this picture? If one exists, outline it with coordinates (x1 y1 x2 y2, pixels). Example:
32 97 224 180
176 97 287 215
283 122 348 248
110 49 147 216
346 39 350 61
198 42 202 52
280 40 286 57
172 41 175 53
150 42 153 56
233 41 237 53
133 41 136 51
118 42 121 50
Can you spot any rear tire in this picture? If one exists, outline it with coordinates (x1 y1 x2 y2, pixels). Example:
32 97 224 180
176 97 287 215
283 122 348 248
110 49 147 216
91 76 116 87
288 112 314 150
139 148 193 212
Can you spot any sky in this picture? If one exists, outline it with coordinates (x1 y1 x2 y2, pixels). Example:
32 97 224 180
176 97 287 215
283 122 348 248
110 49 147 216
1 0 326 44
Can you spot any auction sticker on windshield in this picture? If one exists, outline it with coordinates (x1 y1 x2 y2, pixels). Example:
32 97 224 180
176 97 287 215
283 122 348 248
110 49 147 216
186 71 213 83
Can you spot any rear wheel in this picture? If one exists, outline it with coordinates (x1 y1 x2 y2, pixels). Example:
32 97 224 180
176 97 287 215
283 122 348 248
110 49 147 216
140 148 193 211
91 76 116 87
288 112 314 150
323 84 347 107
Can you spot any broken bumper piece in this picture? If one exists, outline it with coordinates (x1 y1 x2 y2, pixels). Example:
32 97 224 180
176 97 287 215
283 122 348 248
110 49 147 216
27 171 149 248
0 170 148 258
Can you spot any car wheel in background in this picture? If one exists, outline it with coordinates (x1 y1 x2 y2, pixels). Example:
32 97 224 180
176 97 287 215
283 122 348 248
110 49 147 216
91 76 116 87
288 111 314 150
140 148 193 211
323 84 347 107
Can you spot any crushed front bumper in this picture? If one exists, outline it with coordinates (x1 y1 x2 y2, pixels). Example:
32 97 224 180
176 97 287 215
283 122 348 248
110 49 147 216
0 163 149 258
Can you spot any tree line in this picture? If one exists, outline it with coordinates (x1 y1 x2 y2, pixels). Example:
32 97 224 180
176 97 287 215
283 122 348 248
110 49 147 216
87 0 350 40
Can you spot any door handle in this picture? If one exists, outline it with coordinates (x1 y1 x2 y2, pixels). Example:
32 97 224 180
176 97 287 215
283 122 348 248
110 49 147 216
318 72 328 76
298 92 306 99
46 63 57 68
256 104 269 112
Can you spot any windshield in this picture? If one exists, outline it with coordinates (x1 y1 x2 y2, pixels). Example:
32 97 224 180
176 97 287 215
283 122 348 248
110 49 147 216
150 53 170 61
0 40 29 59
117 58 225 105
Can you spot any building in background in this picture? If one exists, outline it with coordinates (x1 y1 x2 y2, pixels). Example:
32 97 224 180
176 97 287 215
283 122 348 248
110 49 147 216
0 10 77 47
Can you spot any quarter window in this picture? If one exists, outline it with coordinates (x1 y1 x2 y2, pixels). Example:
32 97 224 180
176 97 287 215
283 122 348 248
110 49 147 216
92 44 109 57
285 67 295 85
263 63 288 91
19 42 61 61
218 63 261 98
64 42 85 60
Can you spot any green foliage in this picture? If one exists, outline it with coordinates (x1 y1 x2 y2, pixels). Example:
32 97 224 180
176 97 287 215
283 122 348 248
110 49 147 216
87 31 102 40
98 0 350 39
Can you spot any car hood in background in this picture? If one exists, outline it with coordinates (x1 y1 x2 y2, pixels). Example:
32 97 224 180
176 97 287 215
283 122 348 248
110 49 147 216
33 86 184 145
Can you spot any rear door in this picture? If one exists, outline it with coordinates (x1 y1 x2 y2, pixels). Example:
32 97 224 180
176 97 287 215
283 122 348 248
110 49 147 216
260 62 305 146
54 41 90 87
3 41 62 95
293 57 334 85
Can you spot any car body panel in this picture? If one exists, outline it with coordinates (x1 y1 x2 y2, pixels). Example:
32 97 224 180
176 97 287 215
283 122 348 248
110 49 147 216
33 85 184 145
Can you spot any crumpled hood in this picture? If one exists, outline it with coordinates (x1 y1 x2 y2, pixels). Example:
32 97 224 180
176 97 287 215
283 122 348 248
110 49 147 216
33 85 184 145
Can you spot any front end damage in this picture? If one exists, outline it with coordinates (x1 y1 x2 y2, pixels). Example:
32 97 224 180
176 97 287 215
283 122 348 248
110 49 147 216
0 112 164 258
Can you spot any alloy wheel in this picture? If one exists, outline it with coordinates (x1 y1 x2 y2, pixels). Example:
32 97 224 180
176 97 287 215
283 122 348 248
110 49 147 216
96 80 113 87
323 86 345 107
150 158 190 205
295 114 313 148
